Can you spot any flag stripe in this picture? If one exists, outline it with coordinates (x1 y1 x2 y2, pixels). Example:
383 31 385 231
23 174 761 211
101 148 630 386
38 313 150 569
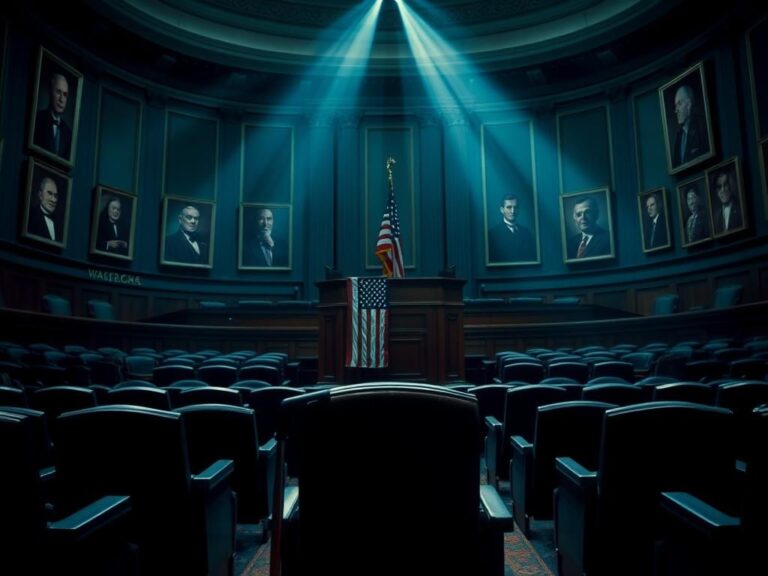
375 184 405 278
345 277 388 369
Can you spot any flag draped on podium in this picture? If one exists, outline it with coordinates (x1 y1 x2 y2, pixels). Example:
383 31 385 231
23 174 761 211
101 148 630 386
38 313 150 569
375 183 405 278
346 277 389 368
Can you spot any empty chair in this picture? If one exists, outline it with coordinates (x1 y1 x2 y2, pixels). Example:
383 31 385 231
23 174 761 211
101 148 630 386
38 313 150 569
715 381 768 462
511 400 615 536
581 383 645 406
0 411 133 574
548 361 590 383
469 384 513 450
198 300 227 309
652 294 679 315
495 361 545 384
42 294 72 316
620 351 657 379
176 404 276 533
231 379 273 391
586 375 630 385
176 386 243 407
201 356 239 367
591 360 635 382
270 383 514 576
197 364 238 387
0 406 53 470
152 364 195 387
728 357 767 380
114 379 156 389
652 382 715 404
87 299 115 320
712 284 743 309
54 406 236 576
655 404 767 576
165 378 209 407
239 364 285 386
554 402 735 576
485 384 569 488
654 353 689 380
244 386 305 443
105 386 172 410
685 359 726 382
31 386 98 444
0 385 29 407
123 355 157 381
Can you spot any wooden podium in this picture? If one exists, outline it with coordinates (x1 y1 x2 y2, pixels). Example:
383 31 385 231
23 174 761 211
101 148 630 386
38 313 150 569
317 277 466 384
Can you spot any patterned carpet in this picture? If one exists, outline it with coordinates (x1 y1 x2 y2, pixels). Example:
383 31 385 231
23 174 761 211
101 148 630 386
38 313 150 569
235 523 555 576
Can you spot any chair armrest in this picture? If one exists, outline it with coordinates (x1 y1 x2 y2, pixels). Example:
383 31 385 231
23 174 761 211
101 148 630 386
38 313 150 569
191 458 235 494
48 495 132 543
555 456 597 489
259 438 278 518
479 484 514 531
660 491 740 539
510 435 532 455
484 416 503 488
282 485 299 521
40 465 56 484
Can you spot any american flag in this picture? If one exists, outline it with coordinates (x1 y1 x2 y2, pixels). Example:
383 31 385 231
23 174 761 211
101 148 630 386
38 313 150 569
346 277 389 368
375 186 405 278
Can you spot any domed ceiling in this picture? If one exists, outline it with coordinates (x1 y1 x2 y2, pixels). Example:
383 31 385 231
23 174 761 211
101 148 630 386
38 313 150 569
89 0 676 75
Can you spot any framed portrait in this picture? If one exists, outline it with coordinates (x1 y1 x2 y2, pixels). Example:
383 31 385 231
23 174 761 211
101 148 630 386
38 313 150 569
22 158 71 248
89 186 137 261
637 187 672 253
659 62 715 175
485 191 539 266
238 203 292 270
559 188 615 264
160 196 215 269
706 157 747 238
27 47 83 168
676 174 712 248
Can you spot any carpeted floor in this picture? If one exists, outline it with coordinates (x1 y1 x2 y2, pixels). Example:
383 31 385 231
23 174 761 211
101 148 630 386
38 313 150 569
234 516 556 576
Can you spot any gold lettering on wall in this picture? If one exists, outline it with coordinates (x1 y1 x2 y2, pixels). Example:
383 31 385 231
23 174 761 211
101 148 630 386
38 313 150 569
87 269 143 286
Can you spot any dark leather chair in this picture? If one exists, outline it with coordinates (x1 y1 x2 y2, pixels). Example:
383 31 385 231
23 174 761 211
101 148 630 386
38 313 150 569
652 382 715 404
547 361 590 383
495 361 545 384
197 364 238 387
105 386 172 410
32 386 98 446
177 404 276 536
715 381 768 462
485 384 569 488
0 411 134 575
510 400 615 536
55 405 237 576
0 385 29 407
42 294 72 316
581 383 645 405
87 299 115 320
176 386 244 407
652 294 679 315
239 364 287 386
152 364 195 386
591 360 635 382
554 401 735 576
270 383 514 576
654 404 767 576
712 284 743 309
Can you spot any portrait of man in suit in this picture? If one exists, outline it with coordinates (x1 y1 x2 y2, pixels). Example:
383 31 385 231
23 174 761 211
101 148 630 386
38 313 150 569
90 186 136 260
28 48 82 166
487 193 537 264
161 198 215 268
677 176 711 248
23 160 71 247
561 190 614 263
239 203 291 270
639 189 670 252
707 159 746 237
660 62 714 174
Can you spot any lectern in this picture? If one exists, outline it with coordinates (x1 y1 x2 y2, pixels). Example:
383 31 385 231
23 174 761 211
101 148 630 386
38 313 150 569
317 277 466 384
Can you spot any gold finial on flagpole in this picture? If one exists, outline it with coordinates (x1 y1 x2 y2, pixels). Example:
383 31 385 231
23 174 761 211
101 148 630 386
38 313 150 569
386 156 396 190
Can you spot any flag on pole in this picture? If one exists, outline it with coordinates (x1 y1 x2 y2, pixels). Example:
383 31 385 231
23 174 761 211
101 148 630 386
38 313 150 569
376 157 405 278
345 277 389 368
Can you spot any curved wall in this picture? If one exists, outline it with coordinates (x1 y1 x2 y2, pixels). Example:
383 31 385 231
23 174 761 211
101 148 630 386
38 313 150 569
0 4 767 316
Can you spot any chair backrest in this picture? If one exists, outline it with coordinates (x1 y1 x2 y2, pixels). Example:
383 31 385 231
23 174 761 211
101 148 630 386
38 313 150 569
652 382 715 404
54 405 235 575
176 386 243 407
712 284 743 309
176 404 268 523
245 387 305 441
595 402 735 575
275 383 481 575
105 386 172 410
529 400 615 517
503 385 569 443
591 361 635 382
652 294 679 315
581 383 645 406
547 361 590 383
197 364 238 387
500 361 545 384
87 299 115 320
152 364 195 386
42 294 72 316
239 364 282 386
